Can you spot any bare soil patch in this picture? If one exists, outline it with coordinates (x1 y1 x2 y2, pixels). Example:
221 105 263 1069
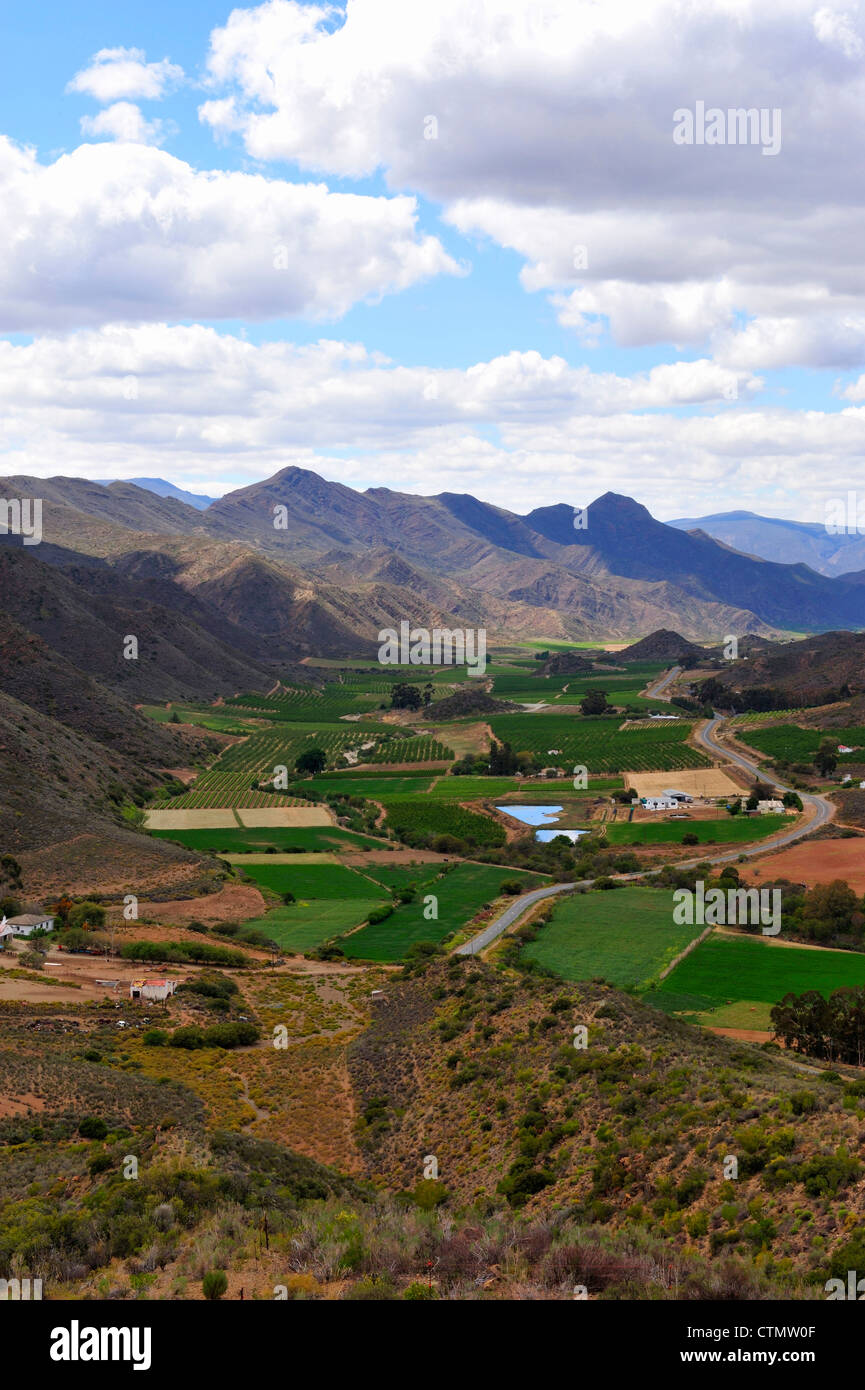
146 809 237 829
17 833 209 899
626 768 743 798
0 1091 46 1117
706 1027 773 1044
126 882 268 926
742 839 865 892
237 807 332 827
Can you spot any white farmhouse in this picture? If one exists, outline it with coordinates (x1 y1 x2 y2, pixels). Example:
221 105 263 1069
1 912 54 937
756 799 785 814
640 796 679 811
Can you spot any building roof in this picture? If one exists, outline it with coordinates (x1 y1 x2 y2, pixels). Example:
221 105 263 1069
6 913 53 926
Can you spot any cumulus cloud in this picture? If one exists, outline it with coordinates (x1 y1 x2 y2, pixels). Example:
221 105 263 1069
1 322 848 520
67 46 184 103
196 0 865 372
0 138 458 331
80 102 169 145
0 324 755 446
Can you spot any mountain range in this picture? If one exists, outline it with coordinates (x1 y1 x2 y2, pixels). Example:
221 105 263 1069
2 462 865 878
4 468 865 660
670 509 865 577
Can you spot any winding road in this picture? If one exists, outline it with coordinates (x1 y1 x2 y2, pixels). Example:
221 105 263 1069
456 700 836 957
643 664 682 700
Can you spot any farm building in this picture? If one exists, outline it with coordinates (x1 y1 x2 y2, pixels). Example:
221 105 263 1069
0 912 55 937
0 924 14 950
129 978 177 1003
661 788 693 802
757 799 786 814
640 796 679 811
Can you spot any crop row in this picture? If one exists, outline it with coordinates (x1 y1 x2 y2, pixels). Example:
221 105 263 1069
739 724 865 764
381 797 506 845
156 770 303 809
488 715 708 772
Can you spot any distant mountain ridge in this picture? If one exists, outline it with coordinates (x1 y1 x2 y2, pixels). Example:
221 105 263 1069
670 509 865 577
96 477 217 510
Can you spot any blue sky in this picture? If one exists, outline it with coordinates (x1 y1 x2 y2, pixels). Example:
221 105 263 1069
2 0 864 519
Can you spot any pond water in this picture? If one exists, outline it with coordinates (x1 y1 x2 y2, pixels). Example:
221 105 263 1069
495 804 562 826
496 805 589 844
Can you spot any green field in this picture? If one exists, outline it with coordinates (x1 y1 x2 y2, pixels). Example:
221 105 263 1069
339 863 542 961
148 825 386 853
652 933 865 1028
141 704 255 734
237 862 388 900
240 899 384 953
351 864 440 893
489 662 668 708
488 715 708 773
603 815 789 846
521 886 700 989
739 724 865 766
302 774 435 797
380 797 506 845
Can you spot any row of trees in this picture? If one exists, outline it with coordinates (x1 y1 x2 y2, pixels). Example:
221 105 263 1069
771 987 865 1065
762 879 865 950
697 677 852 716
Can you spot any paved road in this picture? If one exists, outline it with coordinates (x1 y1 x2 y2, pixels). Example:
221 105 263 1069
693 716 834 857
455 882 575 956
643 665 681 700
454 712 835 956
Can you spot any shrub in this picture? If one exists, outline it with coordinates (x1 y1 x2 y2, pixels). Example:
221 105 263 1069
202 1270 228 1301
79 1117 108 1140
403 1281 438 1300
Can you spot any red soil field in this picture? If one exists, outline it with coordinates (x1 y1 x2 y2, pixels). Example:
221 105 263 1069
745 838 865 892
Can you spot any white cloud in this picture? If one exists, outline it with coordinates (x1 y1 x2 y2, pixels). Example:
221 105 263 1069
2 322 851 521
0 138 458 331
67 47 184 103
196 0 865 372
814 6 864 57
80 102 169 145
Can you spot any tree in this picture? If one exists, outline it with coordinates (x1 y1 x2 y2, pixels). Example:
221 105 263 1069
295 747 326 775
0 855 22 894
489 739 518 775
423 682 434 707
390 682 422 710
815 741 838 777
580 689 609 716
68 902 106 931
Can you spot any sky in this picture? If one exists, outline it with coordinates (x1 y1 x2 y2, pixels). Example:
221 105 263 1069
3 0 865 520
